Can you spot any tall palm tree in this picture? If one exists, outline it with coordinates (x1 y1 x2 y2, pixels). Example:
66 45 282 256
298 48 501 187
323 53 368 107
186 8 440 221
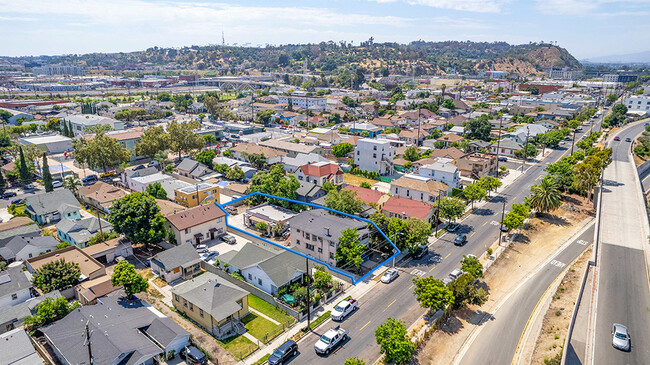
529 178 562 214
63 176 81 195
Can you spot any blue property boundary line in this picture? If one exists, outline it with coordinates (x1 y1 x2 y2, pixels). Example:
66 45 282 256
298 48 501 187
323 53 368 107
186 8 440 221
213 192 400 285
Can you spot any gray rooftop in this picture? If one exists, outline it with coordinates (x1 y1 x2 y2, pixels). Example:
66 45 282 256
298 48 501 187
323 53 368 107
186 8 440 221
493 138 523 150
0 225 41 245
288 209 368 242
56 217 113 245
151 244 201 272
24 189 79 216
220 242 278 270
171 272 249 322
297 181 325 199
257 250 306 287
0 328 43 365
0 266 32 299
0 291 62 332
0 235 59 261
126 167 158 179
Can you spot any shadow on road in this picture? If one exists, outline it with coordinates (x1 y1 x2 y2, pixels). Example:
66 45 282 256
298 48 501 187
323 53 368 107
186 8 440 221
471 208 494 216
603 179 624 187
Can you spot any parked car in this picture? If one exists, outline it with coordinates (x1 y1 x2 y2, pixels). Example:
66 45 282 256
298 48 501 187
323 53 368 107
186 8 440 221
268 340 298 365
497 156 508 162
446 222 460 232
180 346 207 365
611 323 631 351
221 234 236 244
10 198 24 205
52 180 63 188
444 269 465 285
100 171 115 178
23 184 35 191
314 326 348 355
614 136 621 141
381 268 399 283
200 251 219 262
331 299 358 321
133 165 145 171
147 160 160 167
412 245 428 260
454 234 468 246
2 192 17 199
82 175 98 186
195 244 208 253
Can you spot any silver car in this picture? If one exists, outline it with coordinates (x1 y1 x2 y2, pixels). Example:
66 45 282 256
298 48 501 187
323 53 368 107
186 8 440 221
612 323 630 351
381 268 399 283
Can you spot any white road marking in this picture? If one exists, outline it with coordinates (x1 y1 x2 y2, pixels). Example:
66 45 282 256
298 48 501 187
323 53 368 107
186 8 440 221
577 239 589 246
549 260 566 268
410 269 426 277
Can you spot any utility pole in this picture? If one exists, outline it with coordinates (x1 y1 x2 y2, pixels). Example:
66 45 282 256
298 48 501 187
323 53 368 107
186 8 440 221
305 256 311 331
494 116 504 173
95 208 104 242
570 129 577 155
196 183 200 207
498 200 506 247
85 321 93 365
434 191 443 237
416 108 421 146
520 127 531 172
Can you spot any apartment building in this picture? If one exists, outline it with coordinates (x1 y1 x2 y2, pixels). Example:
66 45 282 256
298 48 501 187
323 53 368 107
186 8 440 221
354 138 395 175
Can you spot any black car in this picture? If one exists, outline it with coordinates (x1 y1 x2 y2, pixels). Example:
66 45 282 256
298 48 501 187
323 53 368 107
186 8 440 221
268 340 298 365
454 234 468 246
180 346 207 365
11 198 24 205
2 192 17 199
413 245 428 260
133 165 146 171
82 175 98 186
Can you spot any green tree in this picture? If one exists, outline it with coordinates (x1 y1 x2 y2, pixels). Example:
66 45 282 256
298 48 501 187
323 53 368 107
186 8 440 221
448 273 487 309
374 318 415 365
135 126 169 160
85 124 114 134
167 121 203 160
42 153 53 192
313 266 333 290
515 143 537 159
23 296 80 331
462 183 487 209
325 189 363 215
412 276 454 312
245 153 267 169
108 192 167 247
145 182 168 200
86 232 120 246
460 255 483 278
226 165 245 180
529 177 562 213
442 99 455 109
344 357 366 365
195 150 216 169
403 147 420 162
0 170 5 194
464 115 492 141
63 176 81 194
55 241 70 250
73 132 131 173
32 259 81 293
202 134 217 147
478 176 502 197
18 146 32 185
111 260 149 299
246 165 300 209
437 197 466 222
256 109 276 124
335 227 364 271
332 143 353 158
360 181 372 189
572 156 601 199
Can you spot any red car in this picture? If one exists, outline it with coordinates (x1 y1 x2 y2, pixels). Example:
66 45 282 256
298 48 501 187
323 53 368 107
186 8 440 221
614 136 621 141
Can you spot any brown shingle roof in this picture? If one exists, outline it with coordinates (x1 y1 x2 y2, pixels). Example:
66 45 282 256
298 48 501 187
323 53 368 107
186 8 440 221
428 147 465 160
437 133 465 143
79 181 128 205
391 176 449 195
0 216 33 232
166 204 226 231
382 196 434 220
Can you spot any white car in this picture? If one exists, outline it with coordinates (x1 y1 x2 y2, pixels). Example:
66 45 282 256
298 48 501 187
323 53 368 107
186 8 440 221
52 180 63 188
330 299 358 321
195 244 208 253
381 268 399 283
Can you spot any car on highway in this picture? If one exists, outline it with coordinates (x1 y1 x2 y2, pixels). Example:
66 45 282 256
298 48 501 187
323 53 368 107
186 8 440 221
625 137 632 142
331 299 358 321
180 345 207 365
200 251 219 262
412 245 428 260
381 268 399 283
614 136 621 141
52 180 63 188
611 323 631 351
268 340 298 365
454 234 468 246
221 234 236 244
195 244 208 253
2 192 17 199
447 222 460 232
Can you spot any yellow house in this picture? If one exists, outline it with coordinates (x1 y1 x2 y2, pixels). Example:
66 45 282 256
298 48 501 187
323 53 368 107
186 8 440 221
174 182 220 208
171 273 249 340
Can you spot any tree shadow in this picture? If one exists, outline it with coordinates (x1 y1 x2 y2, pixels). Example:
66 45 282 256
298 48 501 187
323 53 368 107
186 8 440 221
511 233 530 244
490 195 507 203
603 179 624 187
540 213 570 227
471 208 494 216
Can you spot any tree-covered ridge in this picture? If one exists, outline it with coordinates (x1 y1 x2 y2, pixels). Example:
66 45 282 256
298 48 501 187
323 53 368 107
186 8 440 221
7 41 581 76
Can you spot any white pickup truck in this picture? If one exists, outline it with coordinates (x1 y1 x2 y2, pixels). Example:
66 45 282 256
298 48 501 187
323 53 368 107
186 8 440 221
314 326 348 355
330 299 358 321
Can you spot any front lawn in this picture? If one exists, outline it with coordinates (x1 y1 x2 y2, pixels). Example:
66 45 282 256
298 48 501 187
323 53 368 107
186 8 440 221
247 294 295 324
241 313 279 341
217 334 257 360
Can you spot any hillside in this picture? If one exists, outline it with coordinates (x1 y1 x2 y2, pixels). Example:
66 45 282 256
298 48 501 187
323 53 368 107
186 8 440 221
5 40 581 78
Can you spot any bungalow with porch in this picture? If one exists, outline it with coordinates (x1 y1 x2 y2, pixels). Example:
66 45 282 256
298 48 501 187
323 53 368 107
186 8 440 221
150 244 202 283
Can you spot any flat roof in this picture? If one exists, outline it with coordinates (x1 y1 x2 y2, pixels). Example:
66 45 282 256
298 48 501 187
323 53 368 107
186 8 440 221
176 182 218 194
21 135 73 144
26 245 104 278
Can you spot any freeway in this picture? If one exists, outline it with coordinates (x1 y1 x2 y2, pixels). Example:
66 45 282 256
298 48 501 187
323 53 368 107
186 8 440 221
293 119 604 364
458 222 594 365
591 120 650 365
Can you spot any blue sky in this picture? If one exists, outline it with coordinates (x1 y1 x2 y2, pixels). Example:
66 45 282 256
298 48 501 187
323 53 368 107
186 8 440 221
1 0 649 59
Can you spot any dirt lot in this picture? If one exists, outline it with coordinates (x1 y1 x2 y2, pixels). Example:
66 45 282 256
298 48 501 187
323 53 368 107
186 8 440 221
411 203 592 365
343 173 378 187
530 248 592 365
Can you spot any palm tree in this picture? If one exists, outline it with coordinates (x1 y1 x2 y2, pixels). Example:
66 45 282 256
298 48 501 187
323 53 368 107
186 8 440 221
63 177 81 195
529 178 562 214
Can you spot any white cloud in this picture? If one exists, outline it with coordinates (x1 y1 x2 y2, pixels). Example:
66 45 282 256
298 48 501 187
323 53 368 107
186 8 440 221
536 0 650 15
369 0 508 13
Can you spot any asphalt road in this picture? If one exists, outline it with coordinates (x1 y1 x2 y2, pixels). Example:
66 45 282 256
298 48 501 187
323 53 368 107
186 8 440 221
591 120 650 365
459 223 594 365
293 120 603 364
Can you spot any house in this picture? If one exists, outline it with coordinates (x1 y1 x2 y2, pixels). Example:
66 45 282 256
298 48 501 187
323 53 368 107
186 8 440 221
171 273 249 340
418 159 461 188
24 189 80 225
490 138 523 158
288 209 369 266
294 162 343 187
0 291 61 334
174 182 220 208
468 140 491 152
150 244 202 282
449 126 465 136
158 179 191 202
177 158 212 179
354 138 396 175
25 246 106 281
0 235 59 263
282 153 331 172
0 226 41 248
382 196 436 223
128 172 174 193
0 217 33 233
0 266 32 308
0 107 33 125
42 295 190 364
74 276 123 305
63 114 124 135
454 152 498 179
399 129 429 145
123 166 163 191
343 185 389 208
56 217 113 248
156 198 187 216
369 117 396 129
19 134 73 154
82 237 133 265
78 181 128 213
448 115 468 126
390 175 450 204
296 181 327 203
428 147 465 161
220 243 307 295
436 133 465 147
506 124 548 144
230 143 286 165
82 129 145 162
259 139 324 157
348 123 382 138
0 329 43 363
244 204 297 236
166 204 226 246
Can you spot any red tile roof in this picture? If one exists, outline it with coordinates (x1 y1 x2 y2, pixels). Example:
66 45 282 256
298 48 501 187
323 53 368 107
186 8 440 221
382 196 434 220
298 162 343 178
343 185 386 205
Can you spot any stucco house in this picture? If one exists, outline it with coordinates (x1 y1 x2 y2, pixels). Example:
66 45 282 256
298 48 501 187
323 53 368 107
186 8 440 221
150 244 202 283
24 189 80 225
166 204 226 246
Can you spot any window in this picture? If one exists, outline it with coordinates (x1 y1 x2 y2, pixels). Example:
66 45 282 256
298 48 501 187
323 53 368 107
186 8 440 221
305 233 311 240
373 146 377 151
318 248 323 253
185 228 190 234
11 294 17 300
329 240 335 247
330 252 335 259
420 193 424 200
189 303 193 311
297 239 301 245
183 300 187 307
200 309 204 318
258 278 263 285
175 295 179 302
406 190 410 197
217 217 222 223
28 253 32 258
395 187 398 194
306 243 315 251
312 235 317 241
248 273 252 280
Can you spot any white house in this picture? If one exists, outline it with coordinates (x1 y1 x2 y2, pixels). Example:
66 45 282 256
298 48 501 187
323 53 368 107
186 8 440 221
63 114 124 135
294 161 344 186
354 138 396 175
390 174 450 204
626 94 650 113
128 172 173 193
0 236 59 262
0 267 32 308
166 204 227 246
418 158 460 188
490 138 523 158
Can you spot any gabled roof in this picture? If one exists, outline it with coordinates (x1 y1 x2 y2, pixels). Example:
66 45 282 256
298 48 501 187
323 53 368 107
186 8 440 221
166 204 226 231
56 217 113 245
428 147 465 160
171 273 249 322
126 166 158 179
0 235 58 260
151 244 201 271
297 181 326 198
493 138 523 150
288 209 368 242
24 189 78 216
391 175 449 195
382 196 434 220
343 185 386 205
79 181 127 205
448 115 468 126
0 266 31 299
221 242 278 269
0 217 33 233
399 129 429 139
298 161 342 178
0 329 43 365
437 133 465 143
257 250 306 287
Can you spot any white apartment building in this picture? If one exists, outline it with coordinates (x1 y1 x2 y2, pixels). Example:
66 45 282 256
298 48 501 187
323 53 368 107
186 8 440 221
626 94 650 113
418 158 460 188
64 114 124 135
354 138 395 175
276 95 328 109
